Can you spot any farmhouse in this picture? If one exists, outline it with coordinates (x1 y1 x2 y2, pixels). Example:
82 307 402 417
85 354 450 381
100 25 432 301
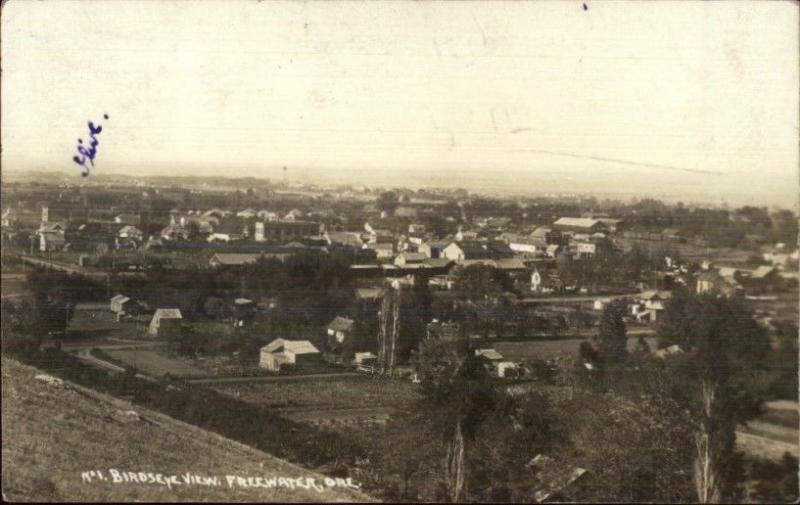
327 316 355 351
259 338 322 371
148 308 183 337
109 294 132 315
418 240 449 259
37 223 66 252
394 252 427 266
475 348 518 378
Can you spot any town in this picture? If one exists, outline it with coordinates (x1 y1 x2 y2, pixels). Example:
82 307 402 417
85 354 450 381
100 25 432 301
2 171 798 502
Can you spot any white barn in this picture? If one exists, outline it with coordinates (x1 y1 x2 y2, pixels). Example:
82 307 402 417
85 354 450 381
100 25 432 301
259 338 322 371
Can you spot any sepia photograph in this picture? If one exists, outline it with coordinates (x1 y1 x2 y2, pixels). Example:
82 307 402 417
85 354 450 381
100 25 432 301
1 0 798 502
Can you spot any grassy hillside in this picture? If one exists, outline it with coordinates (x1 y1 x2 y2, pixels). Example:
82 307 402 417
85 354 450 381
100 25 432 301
1 357 372 502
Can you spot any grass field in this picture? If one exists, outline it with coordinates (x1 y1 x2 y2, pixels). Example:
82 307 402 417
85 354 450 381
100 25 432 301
1 357 371 502
493 336 659 362
104 349 206 378
67 310 149 341
0 272 28 300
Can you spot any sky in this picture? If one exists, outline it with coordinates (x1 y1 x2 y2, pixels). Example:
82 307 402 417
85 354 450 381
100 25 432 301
2 0 798 208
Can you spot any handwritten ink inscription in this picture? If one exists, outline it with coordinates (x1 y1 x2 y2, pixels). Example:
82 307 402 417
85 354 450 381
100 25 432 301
72 114 109 177
80 469 362 493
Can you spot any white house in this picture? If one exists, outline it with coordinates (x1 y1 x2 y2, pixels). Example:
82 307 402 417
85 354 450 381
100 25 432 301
259 338 322 371
118 225 143 241
475 348 518 378
110 294 131 315
236 208 257 218
148 308 183 337
327 316 355 345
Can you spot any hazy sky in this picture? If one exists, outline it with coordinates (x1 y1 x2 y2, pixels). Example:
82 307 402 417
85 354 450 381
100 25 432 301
2 0 798 208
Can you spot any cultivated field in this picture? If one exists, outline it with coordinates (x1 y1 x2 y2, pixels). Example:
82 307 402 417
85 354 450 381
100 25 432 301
214 375 421 428
1 357 372 502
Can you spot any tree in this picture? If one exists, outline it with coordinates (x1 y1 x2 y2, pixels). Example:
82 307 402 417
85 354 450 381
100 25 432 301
376 191 400 216
411 337 497 502
594 299 627 363
656 291 770 503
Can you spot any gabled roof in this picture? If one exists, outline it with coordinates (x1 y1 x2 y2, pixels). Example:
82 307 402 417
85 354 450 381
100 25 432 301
153 308 182 319
110 294 130 303
328 316 355 332
356 288 382 300
118 225 142 234
751 265 778 279
475 348 504 361
366 242 394 251
530 226 553 239
494 258 527 271
325 231 364 248
398 252 427 263
447 241 496 259
527 454 588 503
640 290 672 301
210 253 261 266
261 338 320 355
553 217 606 229
39 222 66 233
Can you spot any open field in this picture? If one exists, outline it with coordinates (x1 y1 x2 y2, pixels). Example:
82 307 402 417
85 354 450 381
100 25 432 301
104 349 206 378
493 336 659 362
737 402 799 461
1 272 28 299
1 357 372 502
745 289 799 324
213 375 420 427
67 310 150 341
615 239 754 263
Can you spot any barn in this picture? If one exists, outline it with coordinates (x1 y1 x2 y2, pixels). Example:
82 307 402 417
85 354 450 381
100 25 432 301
259 338 322 371
148 308 183 338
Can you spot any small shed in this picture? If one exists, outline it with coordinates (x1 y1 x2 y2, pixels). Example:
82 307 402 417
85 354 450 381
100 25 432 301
148 308 183 337
110 294 131 314
353 351 377 365
327 316 355 345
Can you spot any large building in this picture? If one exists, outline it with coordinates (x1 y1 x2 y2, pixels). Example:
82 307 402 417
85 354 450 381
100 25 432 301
253 220 320 242
259 338 322 371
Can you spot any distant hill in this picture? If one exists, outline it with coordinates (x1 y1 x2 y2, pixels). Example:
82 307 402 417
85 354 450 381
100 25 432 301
1 357 372 502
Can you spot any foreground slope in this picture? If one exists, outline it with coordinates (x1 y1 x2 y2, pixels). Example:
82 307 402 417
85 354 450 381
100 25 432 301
1 358 372 502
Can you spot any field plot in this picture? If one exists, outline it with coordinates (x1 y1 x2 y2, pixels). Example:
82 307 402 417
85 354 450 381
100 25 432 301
214 376 421 427
737 403 799 460
746 290 799 324
156 348 262 377
104 349 206 378
1 272 28 300
67 310 149 341
494 336 659 362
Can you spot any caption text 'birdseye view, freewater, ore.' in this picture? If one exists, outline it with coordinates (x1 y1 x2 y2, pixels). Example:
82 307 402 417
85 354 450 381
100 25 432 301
72 114 109 177
80 469 362 492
